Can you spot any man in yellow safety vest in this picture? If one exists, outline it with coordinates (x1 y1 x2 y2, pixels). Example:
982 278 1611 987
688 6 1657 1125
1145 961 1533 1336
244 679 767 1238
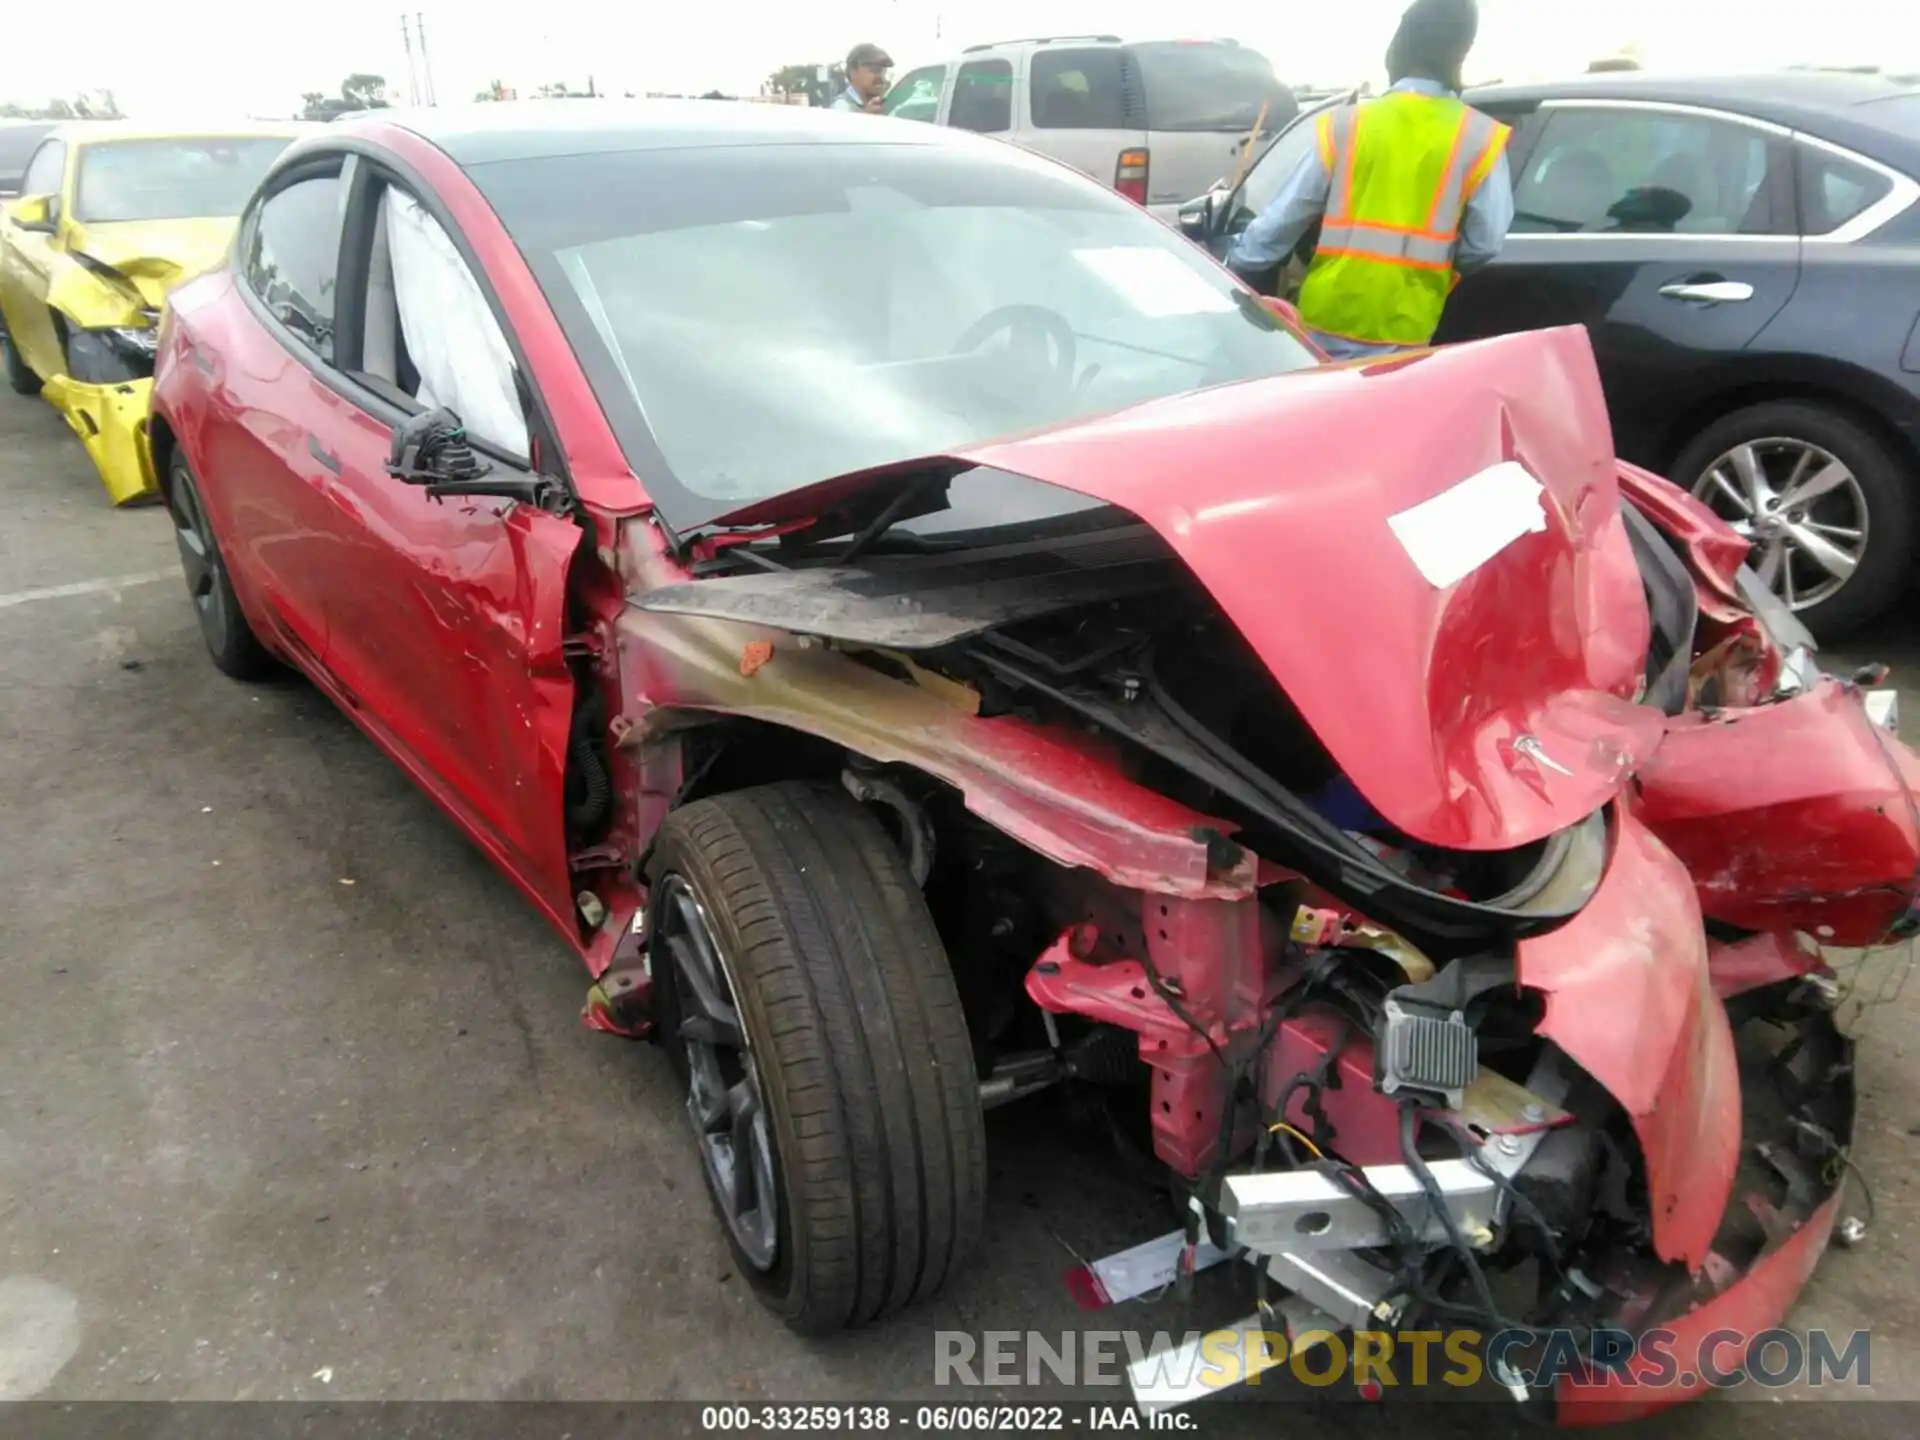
1225 0 1513 359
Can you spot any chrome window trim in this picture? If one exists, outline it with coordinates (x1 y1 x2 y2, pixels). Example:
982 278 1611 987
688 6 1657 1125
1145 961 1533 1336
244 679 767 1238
1509 96 1918 245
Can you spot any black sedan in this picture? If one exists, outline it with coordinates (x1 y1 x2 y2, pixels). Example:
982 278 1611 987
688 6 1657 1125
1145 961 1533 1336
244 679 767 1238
1185 72 1920 637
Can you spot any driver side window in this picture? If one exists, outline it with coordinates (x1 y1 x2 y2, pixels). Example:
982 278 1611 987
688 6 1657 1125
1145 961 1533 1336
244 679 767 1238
21 141 65 203
1229 110 1321 232
884 65 947 123
358 182 528 459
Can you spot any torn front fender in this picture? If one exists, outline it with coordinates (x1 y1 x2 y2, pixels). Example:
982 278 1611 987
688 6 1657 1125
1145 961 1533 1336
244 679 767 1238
1518 811 1738 1271
46 258 151 331
40 376 160 505
1635 678 1920 946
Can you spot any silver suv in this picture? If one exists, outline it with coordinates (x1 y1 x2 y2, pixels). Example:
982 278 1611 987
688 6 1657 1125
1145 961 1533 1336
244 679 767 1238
882 36 1298 221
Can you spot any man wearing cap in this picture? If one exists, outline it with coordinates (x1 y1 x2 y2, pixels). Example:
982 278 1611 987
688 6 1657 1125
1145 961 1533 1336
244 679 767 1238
831 44 894 112
1224 0 1513 359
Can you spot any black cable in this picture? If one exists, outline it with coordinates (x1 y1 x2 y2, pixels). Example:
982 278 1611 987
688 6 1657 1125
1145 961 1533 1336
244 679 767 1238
1452 1127 1568 1280
1398 1101 1523 1333
1139 948 1230 1073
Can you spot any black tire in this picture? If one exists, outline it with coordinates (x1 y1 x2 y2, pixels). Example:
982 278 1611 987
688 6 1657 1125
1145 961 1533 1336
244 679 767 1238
647 781 986 1334
2 325 40 396
165 450 274 679
1672 400 1915 641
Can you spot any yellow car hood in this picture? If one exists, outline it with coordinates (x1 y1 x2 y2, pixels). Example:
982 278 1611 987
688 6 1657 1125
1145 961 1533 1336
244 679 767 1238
64 216 238 312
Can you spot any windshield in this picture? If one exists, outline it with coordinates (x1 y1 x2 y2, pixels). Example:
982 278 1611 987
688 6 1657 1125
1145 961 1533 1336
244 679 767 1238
73 137 291 223
474 139 1318 527
1133 42 1295 133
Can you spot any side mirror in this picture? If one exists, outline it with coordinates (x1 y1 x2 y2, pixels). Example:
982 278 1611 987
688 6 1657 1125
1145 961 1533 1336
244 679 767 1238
387 406 493 487
1177 189 1226 242
8 193 57 234
1176 197 1211 240
385 405 565 510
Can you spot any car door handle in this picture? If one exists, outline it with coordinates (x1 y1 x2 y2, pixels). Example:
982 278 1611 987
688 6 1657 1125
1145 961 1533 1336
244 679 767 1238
1659 280 1754 304
307 435 342 474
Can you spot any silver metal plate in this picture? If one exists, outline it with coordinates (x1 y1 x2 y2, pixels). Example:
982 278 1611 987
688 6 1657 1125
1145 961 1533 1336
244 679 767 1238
1222 1159 1497 1254
1266 1248 1401 1330
1127 1297 1340 1413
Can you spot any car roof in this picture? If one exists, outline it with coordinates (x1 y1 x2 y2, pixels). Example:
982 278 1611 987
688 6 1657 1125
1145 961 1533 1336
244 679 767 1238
340 98 958 168
1466 70 1920 171
48 119 313 146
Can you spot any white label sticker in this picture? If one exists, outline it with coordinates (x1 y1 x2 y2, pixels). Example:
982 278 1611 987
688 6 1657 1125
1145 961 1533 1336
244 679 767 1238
1072 246 1237 317
1387 461 1548 590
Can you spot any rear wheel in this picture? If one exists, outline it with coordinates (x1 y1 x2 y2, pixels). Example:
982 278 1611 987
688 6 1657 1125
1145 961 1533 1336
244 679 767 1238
647 781 986 1334
2 325 40 395
1676 400 1915 640
165 450 273 679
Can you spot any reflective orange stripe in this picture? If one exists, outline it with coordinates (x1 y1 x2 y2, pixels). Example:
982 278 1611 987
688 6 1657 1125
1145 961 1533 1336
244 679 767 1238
1324 106 1360 220
1331 215 1460 242
1423 113 1473 233
1314 245 1453 273
1339 108 1363 221
1462 123 1511 203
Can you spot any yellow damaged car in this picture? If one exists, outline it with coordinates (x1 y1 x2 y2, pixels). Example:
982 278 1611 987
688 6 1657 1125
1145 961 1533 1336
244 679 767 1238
0 122 304 503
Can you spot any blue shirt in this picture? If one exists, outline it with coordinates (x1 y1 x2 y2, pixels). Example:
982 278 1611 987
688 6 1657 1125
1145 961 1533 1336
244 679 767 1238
1226 78 1515 359
830 86 869 112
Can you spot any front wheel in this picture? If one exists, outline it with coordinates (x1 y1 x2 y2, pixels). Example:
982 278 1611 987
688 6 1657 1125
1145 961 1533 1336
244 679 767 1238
1676 400 1915 640
2 325 40 396
646 781 986 1334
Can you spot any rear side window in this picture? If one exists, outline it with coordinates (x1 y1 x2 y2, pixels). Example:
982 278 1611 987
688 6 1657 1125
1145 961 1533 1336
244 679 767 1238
1512 107 1788 235
1797 143 1895 234
950 59 1013 134
884 65 947 123
1129 42 1294 134
1030 49 1136 130
244 173 344 363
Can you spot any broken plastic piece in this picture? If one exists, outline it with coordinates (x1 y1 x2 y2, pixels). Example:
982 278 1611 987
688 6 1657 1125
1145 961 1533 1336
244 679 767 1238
580 969 651 1038
739 640 774 677
1061 1227 1231 1309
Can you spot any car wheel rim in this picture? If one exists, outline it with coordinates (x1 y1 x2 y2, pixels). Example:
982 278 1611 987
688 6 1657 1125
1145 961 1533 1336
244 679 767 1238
656 873 779 1271
1691 437 1868 611
168 472 229 653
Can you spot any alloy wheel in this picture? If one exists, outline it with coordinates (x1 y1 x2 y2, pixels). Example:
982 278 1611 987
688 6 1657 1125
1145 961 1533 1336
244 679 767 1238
655 873 780 1271
1690 437 1868 612
168 470 231 656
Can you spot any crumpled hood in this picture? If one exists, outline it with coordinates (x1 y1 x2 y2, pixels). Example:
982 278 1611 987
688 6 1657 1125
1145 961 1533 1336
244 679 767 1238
953 326 1664 852
64 217 237 310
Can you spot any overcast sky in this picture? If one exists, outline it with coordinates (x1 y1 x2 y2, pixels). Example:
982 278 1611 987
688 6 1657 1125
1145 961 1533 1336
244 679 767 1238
4 0 1916 118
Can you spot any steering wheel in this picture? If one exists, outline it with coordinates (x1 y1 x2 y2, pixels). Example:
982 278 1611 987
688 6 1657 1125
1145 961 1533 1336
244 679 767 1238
950 304 1078 391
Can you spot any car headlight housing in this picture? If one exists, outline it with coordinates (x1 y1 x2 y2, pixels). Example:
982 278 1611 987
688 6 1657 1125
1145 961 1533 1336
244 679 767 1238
65 324 158 384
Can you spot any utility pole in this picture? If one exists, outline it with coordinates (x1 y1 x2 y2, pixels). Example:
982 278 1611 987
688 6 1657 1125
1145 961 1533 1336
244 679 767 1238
399 13 421 105
416 12 438 105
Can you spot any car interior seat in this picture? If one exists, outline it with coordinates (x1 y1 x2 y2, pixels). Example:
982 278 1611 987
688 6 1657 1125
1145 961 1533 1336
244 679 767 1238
1535 148 1618 231
1037 87 1092 128
1648 151 1714 228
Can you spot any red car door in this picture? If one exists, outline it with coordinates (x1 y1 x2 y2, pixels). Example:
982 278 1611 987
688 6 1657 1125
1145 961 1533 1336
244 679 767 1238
216 154 584 924
196 161 360 669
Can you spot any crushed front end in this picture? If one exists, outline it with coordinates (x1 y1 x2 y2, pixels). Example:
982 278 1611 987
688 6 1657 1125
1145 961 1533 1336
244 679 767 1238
607 328 1905 1421
36 229 195 505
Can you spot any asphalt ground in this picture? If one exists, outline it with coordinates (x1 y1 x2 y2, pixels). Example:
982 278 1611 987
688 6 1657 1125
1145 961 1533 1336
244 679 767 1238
4 383 1920 1438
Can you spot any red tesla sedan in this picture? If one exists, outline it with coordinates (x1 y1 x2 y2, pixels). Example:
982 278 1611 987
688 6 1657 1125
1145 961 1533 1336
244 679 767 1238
150 101 1912 1421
